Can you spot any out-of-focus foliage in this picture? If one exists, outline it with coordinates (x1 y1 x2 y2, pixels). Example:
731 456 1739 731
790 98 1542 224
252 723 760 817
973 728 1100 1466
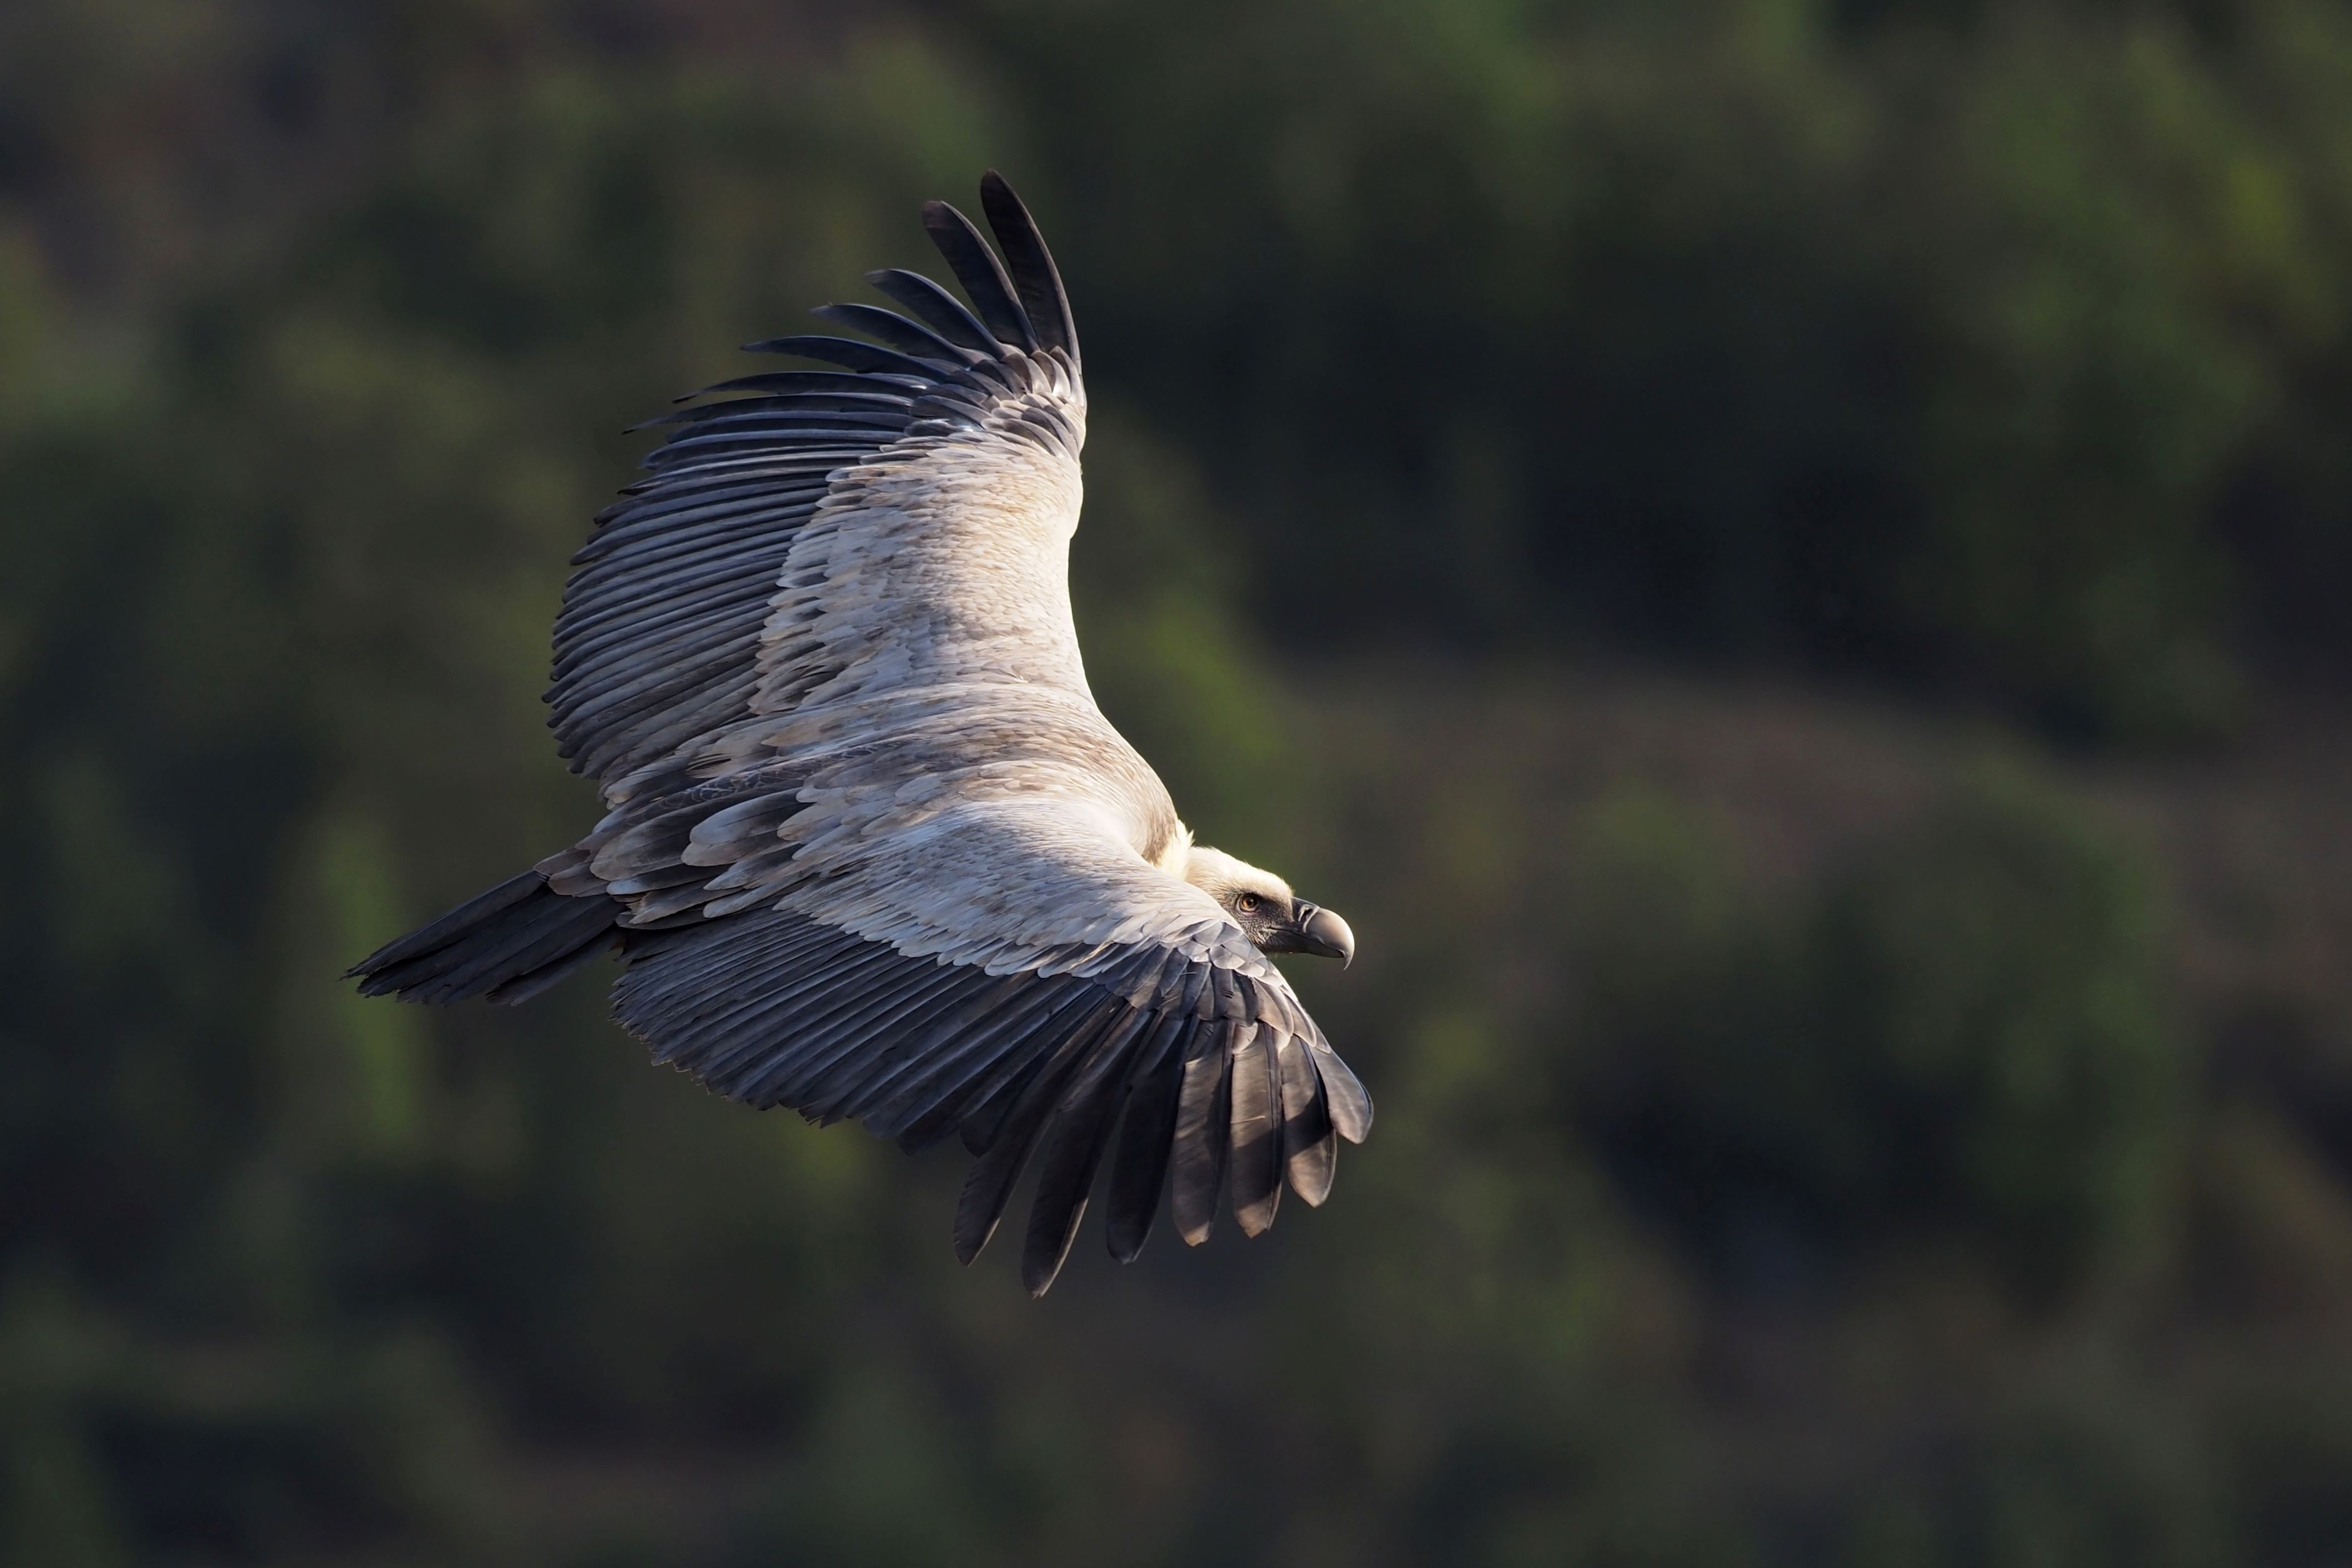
1570 767 2186 1293
966 0 2352 740
4 1 2352 1564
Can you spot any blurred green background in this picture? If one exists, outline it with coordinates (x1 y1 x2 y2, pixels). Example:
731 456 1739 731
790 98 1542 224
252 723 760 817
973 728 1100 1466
6 1 2352 1563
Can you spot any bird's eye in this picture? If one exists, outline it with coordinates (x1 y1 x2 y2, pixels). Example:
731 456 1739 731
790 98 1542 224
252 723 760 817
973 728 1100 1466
1237 893 1261 913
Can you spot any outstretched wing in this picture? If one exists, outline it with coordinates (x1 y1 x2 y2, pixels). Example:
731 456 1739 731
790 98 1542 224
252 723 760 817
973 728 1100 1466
601 798 1372 1296
525 683 1372 1292
548 171 1090 795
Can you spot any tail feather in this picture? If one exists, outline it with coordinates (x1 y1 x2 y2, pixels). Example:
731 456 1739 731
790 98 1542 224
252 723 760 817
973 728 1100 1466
349 871 621 1005
350 872 541 975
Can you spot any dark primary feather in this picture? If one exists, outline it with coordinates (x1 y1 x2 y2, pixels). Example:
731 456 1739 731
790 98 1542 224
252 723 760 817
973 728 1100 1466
812 302 983 367
605 902 1347 1282
1310 1037 1375 1144
1228 1024 1284 1237
638 419 911 463
676 368 927 402
920 200 1037 352
979 171 1081 372
1171 1034 1235 1247
947 986 1126 1155
873 977 1102 1144
865 268 999 355
738 334 952 379
1278 1032 1337 1206
1104 1016 1191 1262
629 390 916 433
951 1006 1121 1266
1020 1010 1157 1294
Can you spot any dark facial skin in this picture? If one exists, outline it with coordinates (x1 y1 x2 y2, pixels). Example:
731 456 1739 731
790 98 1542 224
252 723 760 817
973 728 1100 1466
1224 889 1356 966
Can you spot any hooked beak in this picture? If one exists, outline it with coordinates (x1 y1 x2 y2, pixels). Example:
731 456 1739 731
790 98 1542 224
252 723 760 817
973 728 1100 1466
1272 900 1355 967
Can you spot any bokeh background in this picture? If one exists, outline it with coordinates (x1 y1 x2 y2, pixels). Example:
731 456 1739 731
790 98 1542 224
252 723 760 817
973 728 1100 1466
6 1 2352 1563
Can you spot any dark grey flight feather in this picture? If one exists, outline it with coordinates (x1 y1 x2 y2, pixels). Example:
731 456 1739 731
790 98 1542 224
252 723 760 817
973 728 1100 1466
1170 1033 1235 1247
345 175 1370 1296
678 368 927 402
1019 1009 1157 1294
951 1007 1119 1265
629 391 915 432
920 200 1037 352
574 482 826 559
553 587 775 678
1277 1032 1337 1206
1310 1038 1375 1145
815 969 1049 1124
865 268 999 355
798 965 1005 1119
878 977 1100 1139
568 501 814 575
812 302 984 367
1227 1024 1284 1237
638 419 912 461
979 171 1081 372
738 334 954 378
950 987 1121 1155
1104 1016 1192 1261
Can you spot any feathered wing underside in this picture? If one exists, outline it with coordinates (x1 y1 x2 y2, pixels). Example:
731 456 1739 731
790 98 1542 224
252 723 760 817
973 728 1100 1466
564 785 1370 1291
352 174 1373 1295
547 170 1089 797
609 902 1371 1297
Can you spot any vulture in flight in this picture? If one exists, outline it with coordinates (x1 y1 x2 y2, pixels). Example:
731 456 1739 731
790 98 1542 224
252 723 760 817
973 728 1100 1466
349 174 1368 1295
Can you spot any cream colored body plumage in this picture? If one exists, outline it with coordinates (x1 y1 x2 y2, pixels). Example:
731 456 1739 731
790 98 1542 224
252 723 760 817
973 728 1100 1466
351 174 1364 1294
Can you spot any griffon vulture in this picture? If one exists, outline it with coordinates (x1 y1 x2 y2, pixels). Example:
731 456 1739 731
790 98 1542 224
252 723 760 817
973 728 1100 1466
349 173 1367 1295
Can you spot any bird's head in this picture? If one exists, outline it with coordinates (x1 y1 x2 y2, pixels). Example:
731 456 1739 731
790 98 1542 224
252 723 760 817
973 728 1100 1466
1181 847 1355 967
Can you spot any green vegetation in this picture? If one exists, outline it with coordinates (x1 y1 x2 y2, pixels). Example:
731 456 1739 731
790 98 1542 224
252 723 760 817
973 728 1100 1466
5 1 2352 1562
1564 766 2188 1297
